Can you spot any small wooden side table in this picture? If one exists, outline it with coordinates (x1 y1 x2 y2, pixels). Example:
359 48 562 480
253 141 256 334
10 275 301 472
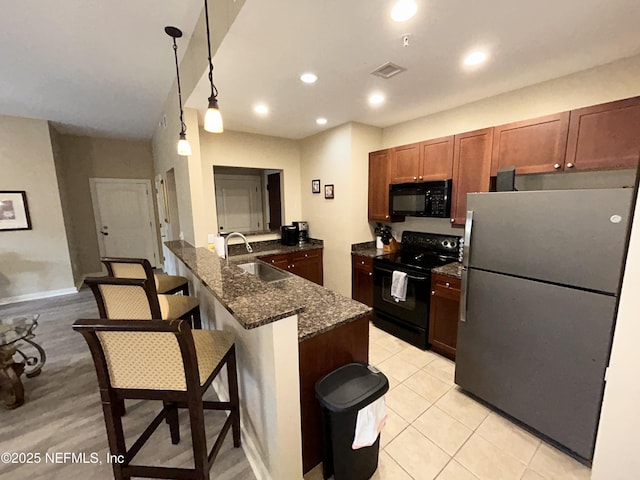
0 315 46 409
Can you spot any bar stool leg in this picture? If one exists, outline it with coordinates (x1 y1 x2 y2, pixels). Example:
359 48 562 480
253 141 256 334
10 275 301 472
227 346 241 447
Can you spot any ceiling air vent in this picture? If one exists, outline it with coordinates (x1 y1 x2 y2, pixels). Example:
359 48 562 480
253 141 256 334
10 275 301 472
371 62 406 79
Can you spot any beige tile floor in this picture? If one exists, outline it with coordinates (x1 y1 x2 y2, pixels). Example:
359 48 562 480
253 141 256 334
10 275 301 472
305 323 592 480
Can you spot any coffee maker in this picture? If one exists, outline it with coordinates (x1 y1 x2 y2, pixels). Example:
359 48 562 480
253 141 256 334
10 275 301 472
293 221 309 244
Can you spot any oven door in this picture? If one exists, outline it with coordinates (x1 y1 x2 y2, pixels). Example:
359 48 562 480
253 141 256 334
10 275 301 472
373 264 431 328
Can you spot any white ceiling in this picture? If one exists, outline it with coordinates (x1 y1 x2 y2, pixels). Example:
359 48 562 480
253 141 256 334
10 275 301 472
187 0 640 139
0 0 203 139
2 1 640 141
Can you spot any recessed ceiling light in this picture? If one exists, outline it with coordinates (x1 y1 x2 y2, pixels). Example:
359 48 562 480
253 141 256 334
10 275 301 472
369 93 385 106
300 72 318 84
463 51 488 66
391 0 417 22
254 104 269 115
316 117 328 125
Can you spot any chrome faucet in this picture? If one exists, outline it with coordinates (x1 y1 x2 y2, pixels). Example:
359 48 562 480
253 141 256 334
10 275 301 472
224 232 253 266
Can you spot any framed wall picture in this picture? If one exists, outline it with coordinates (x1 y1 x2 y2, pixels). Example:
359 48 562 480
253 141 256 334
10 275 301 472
0 191 32 231
312 179 321 194
324 184 334 199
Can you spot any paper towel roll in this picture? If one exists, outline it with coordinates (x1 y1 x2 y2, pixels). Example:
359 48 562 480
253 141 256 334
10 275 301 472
213 236 226 258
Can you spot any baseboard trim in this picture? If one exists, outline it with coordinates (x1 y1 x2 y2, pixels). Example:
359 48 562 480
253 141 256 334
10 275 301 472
0 287 79 306
76 271 105 290
211 379 270 480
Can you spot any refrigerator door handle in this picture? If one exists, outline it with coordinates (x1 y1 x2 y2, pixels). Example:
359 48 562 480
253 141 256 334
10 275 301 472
459 210 473 323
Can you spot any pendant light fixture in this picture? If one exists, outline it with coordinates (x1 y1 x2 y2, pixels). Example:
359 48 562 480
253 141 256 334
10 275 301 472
203 0 224 133
165 26 192 157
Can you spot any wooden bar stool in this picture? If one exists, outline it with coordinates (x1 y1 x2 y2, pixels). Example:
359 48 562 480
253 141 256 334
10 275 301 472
73 318 241 480
101 257 189 296
84 276 201 329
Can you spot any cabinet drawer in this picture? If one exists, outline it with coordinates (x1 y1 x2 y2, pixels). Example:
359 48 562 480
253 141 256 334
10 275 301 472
259 253 289 265
432 275 461 291
292 249 322 262
352 255 373 271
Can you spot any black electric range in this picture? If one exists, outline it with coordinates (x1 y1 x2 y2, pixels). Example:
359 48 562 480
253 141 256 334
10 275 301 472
373 231 461 349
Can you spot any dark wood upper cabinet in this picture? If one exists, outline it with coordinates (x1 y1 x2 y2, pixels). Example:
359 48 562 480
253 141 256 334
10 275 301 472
451 127 494 226
420 136 454 181
566 96 640 171
491 112 570 175
391 143 421 183
391 138 453 183
368 149 394 222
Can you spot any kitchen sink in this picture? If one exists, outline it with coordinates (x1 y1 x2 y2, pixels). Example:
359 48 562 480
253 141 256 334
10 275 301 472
237 262 292 283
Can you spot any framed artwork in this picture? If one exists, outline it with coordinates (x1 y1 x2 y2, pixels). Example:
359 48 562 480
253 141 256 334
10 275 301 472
0 191 32 231
312 179 321 194
324 184 334 199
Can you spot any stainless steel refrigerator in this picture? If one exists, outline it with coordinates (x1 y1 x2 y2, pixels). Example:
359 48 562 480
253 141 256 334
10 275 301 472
456 188 634 462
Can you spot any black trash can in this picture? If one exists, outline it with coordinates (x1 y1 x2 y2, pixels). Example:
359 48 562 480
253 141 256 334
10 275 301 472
315 363 389 480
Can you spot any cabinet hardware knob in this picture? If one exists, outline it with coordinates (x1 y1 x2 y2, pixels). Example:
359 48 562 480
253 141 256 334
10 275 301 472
385 215 389 219
566 162 574 168
419 176 423 180
431 290 435 295
445 282 450 287
361 261 365 265
305 254 308 257
554 163 561 169
413 176 417 180
369 272 372 276
450 218 455 223
291 264 295 268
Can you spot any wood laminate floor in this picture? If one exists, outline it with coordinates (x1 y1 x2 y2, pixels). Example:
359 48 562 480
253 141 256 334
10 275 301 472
0 289 256 480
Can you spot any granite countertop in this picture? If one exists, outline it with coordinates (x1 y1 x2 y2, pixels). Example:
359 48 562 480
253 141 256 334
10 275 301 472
432 262 463 279
227 238 323 257
351 241 389 259
165 240 371 342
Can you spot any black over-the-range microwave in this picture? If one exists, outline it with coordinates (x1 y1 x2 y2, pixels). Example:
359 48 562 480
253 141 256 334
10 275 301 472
389 179 452 218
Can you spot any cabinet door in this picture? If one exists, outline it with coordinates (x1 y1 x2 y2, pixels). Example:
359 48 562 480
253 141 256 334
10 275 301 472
428 275 461 360
566 97 640 171
291 249 323 285
259 253 289 270
391 143 421 183
491 112 570 175
351 255 373 307
368 150 392 222
451 128 493 226
419 136 454 181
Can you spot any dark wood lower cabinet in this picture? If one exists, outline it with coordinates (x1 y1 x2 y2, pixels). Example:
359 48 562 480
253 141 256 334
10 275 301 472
259 248 323 285
298 316 370 474
428 274 461 360
351 254 373 307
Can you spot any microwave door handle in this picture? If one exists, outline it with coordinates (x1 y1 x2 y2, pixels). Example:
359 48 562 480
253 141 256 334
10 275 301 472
459 210 473 323
374 267 429 282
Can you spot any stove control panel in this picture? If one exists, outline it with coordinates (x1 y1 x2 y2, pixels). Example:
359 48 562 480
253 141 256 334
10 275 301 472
401 231 462 256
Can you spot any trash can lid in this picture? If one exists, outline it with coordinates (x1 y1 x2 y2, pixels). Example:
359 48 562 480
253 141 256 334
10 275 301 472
315 363 389 413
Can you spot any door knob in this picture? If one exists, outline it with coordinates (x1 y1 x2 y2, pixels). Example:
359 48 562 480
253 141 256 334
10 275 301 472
553 163 561 169
566 162 574 168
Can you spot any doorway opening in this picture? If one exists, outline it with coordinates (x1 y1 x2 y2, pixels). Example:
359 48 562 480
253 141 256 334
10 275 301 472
213 167 283 235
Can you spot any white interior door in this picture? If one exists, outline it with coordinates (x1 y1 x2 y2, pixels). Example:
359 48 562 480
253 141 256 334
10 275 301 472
91 178 159 267
215 175 263 233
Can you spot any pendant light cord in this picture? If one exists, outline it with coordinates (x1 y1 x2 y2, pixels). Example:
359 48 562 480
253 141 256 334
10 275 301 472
171 38 187 135
204 0 218 102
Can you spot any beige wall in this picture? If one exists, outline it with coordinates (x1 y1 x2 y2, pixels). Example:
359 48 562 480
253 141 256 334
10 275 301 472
383 53 640 237
0 115 74 303
55 134 156 275
300 123 382 296
50 126 83 286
